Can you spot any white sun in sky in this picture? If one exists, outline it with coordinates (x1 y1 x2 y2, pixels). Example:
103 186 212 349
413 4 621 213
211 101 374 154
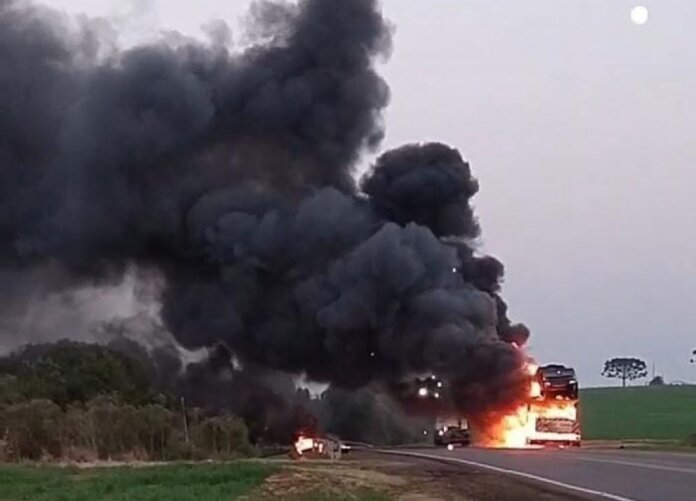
630 5 650 25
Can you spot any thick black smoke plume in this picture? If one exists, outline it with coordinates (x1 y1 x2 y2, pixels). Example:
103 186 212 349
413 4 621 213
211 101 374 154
1 0 528 414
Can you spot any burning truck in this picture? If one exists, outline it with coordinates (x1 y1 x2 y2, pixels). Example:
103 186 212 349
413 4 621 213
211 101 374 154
421 362 581 448
518 363 581 447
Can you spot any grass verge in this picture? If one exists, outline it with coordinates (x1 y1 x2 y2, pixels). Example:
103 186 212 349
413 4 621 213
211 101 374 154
0 462 276 501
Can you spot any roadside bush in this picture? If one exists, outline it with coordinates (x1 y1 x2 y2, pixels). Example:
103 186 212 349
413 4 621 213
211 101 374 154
85 396 144 459
191 415 252 458
61 403 93 457
0 397 252 461
162 430 198 460
683 434 696 447
0 374 21 405
3 399 63 460
137 404 175 460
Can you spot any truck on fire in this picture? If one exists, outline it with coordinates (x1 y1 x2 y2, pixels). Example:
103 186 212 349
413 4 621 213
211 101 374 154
525 363 581 447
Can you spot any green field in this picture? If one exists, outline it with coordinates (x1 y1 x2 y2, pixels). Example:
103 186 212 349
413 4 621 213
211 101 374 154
580 385 696 441
0 463 276 501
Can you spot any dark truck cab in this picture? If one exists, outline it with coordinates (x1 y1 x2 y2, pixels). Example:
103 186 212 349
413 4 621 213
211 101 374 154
433 416 471 447
538 364 578 400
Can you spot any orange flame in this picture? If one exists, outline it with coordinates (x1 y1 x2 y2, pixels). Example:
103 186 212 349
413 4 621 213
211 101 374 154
476 405 531 448
529 381 542 398
294 435 315 455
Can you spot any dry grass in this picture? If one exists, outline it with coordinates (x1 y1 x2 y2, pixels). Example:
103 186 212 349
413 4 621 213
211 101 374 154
246 460 401 501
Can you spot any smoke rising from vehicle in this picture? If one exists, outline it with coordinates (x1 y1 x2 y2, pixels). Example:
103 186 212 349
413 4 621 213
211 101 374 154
0 0 528 415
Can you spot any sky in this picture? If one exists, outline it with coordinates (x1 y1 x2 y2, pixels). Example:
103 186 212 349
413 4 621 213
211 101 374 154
38 0 696 387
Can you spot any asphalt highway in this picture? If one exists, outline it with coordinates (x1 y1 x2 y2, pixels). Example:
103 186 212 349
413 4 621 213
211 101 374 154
377 446 696 500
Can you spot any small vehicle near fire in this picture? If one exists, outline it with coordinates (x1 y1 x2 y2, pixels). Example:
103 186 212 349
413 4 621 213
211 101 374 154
537 364 578 400
291 430 347 459
434 415 471 447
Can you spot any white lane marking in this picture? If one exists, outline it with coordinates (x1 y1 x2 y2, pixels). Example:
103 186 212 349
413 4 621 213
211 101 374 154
376 449 635 501
571 456 696 475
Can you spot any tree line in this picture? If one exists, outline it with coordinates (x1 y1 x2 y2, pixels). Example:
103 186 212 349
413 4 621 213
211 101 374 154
0 342 252 462
0 396 250 462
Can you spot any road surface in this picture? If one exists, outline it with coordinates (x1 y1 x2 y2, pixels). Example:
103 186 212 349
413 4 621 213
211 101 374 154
376 446 696 500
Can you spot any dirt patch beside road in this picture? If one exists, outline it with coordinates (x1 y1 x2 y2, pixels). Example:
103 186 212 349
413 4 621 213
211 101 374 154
247 455 587 501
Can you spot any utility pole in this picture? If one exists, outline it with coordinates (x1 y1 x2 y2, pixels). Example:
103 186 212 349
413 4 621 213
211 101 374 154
181 397 190 445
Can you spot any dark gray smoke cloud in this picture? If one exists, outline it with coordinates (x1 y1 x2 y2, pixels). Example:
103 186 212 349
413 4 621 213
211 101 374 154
362 143 480 239
0 0 528 415
362 143 530 347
